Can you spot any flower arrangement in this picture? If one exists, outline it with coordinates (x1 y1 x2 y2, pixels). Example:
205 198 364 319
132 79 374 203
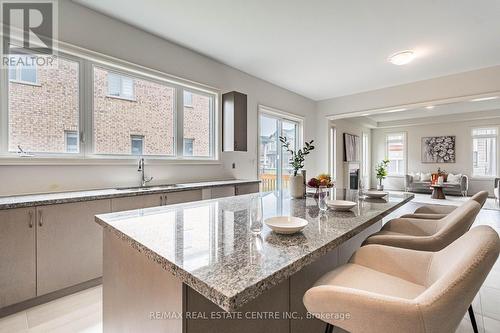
307 173 334 188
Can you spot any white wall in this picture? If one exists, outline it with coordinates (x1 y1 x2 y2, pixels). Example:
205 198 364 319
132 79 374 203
313 66 500 187
371 118 500 195
0 0 316 196
328 119 371 189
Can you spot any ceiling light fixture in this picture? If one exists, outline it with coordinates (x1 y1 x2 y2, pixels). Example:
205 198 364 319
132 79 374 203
388 50 415 65
470 96 499 102
425 105 435 110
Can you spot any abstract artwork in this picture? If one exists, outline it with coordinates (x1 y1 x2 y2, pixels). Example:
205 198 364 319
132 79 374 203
343 133 360 162
421 136 456 163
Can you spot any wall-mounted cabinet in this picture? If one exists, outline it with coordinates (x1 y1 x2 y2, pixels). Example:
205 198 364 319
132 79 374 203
222 91 247 152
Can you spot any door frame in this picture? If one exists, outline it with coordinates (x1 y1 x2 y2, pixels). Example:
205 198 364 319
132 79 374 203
257 105 304 191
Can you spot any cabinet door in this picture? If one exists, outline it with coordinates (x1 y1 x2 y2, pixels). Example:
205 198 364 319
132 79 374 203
111 194 164 212
165 190 202 205
235 183 259 195
36 200 111 296
0 208 36 308
210 186 235 199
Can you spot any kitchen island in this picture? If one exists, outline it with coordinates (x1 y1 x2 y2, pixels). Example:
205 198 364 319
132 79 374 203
96 189 413 333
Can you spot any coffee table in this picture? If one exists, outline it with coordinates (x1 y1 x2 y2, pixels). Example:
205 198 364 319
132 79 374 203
430 184 447 199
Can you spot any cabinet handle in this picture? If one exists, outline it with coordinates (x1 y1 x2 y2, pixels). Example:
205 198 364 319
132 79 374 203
163 194 167 205
38 210 43 227
28 211 33 228
160 195 163 206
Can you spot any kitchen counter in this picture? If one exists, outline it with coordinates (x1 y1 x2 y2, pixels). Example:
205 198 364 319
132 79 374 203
0 179 260 210
96 189 414 314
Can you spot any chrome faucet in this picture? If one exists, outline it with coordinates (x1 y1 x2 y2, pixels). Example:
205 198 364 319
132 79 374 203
137 158 153 187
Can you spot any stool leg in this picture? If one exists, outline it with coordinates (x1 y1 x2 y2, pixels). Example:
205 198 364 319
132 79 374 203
468 304 479 333
324 323 334 333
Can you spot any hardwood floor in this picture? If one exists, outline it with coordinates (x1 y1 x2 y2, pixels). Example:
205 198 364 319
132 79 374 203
1 201 499 333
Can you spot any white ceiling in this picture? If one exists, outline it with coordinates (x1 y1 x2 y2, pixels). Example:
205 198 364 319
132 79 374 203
75 0 500 101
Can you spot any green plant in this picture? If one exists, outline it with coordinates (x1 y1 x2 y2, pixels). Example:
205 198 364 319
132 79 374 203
375 159 390 185
279 136 315 176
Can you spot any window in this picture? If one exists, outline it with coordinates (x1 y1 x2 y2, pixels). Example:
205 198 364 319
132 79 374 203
362 132 370 187
9 63 37 84
472 128 497 177
184 138 194 156
94 67 175 156
183 91 193 107
2 49 218 160
65 131 79 153
8 56 79 154
107 73 134 100
386 133 405 175
131 135 144 155
183 90 214 157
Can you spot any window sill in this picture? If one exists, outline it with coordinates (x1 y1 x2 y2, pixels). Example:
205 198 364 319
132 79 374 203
387 175 404 178
470 176 498 181
0 156 221 166
9 80 41 87
105 94 136 102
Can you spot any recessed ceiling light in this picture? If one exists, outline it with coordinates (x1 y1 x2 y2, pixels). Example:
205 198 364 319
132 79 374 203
425 105 435 110
470 96 499 102
388 50 415 65
384 108 407 113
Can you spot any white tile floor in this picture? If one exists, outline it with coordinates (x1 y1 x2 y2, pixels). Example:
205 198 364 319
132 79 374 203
1 200 499 333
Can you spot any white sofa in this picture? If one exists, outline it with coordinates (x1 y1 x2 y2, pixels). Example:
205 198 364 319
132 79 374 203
405 172 468 196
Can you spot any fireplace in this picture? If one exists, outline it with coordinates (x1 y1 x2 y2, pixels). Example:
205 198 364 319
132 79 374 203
344 162 360 190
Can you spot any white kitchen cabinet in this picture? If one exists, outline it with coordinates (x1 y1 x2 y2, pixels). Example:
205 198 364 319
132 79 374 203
0 208 36 308
36 200 111 296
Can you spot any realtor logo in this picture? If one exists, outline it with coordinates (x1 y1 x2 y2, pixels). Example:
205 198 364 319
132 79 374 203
1 0 57 55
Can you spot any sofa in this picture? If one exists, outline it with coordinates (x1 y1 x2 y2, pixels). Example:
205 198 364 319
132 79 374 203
405 172 468 196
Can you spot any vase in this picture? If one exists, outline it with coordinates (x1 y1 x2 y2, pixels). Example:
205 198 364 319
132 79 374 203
377 179 384 191
289 174 305 199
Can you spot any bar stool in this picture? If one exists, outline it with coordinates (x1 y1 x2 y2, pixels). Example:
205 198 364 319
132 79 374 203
403 191 488 220
363 200 480 251
303 226 499 333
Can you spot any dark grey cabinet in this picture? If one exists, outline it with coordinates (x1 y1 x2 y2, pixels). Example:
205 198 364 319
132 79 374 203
222 91 247 151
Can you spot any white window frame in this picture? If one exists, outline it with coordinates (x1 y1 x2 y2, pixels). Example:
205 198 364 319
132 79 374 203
8 63 38 86
362 132 370 187
385 132 407 177
471 127 498 178
257 105 304 190
0 42 220 164
106 72 135 100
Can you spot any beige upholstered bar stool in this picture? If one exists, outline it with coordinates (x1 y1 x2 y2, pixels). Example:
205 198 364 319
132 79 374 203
363 199 481 251
402 191 489 220
303 226 500 333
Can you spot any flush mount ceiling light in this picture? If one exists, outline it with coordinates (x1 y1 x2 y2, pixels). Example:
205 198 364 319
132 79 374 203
388 50 415 65
470 96 499 102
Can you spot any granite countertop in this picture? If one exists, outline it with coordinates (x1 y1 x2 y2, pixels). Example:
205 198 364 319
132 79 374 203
0 179 260 210
96 189 414 312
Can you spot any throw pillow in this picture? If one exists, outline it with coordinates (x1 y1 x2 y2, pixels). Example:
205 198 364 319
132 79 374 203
447 173 462 184
420 172 431 181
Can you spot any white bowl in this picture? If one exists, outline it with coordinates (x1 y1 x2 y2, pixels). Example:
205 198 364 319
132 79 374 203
364 190 388 198
325 199 357 211
264 216 308 234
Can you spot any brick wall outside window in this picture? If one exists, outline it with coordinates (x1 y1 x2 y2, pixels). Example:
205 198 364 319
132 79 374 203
8 63 212 156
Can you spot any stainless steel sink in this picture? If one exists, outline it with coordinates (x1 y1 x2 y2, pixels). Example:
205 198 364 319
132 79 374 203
116 184 185 191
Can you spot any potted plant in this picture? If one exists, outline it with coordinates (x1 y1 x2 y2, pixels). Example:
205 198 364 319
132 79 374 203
375 159 390 190
279 136 315 198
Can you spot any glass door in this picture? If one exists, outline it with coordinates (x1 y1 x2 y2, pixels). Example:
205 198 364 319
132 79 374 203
258 113 299 192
